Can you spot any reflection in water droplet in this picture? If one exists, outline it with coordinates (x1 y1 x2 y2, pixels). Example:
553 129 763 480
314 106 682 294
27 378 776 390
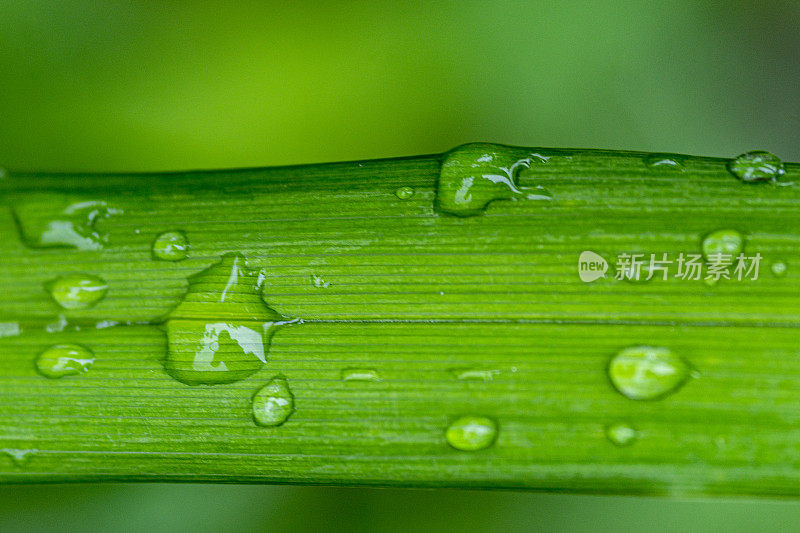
0 322 20 338
12 194 122 250
771 261 787 277
445 416 498 451
608 346 690 400
728 151 785 182
163 253 285 385
341 368 381 382
436 143 552 216
644 154 685 171
702 229 743 261
152 231 188 261
450 368 500 381
1 448 36 466
252 376 294 427
35 344 94 378
311 274 330 288
45 274 108 310
395 186 415 200
606 422 638 446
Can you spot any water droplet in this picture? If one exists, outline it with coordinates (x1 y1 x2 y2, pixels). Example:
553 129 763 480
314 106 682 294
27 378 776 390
436 143 552 216
252 376 294 427
450 368 500 381
45 274 108 310
311 274 330 288
341 368 381 382
0 168 7 179
395 186 415 200
608 346 690 400
152 230 188 261
162 253 284 385
771 261 787 277
606 422 638 446
0 322 20 338
35 344 94 378
1 448 36 466
46 314 69 333
728 151 785 182
701 229 744 261
644 154 685 171
12 194 122 250
445 415 498 451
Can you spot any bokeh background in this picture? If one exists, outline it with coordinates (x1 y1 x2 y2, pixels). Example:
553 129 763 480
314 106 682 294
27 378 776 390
1 1 799 531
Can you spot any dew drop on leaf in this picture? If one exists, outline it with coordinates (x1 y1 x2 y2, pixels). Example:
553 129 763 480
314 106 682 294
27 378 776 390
445 415 498 451
701 229 743 261
608 346 690 400
252 376 294 427
395 186 415 200
728 151 785 182
605 422 638 446
35 344 94 378
45 274 108 310
152 230 188 261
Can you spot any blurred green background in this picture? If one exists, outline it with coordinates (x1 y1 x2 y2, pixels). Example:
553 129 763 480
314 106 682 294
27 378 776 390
1 1 799 531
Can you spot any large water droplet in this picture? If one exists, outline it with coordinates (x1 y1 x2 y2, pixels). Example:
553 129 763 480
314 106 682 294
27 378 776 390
152 230 188 261
701 229 743 261
608 346 690 400
445 415 498 451
341 368 381 382
728 151 785 182
252 376 294 427
436 143 552 216
606 422 638 446
644 154 685 171
12 194 122 250
45 274 108 310
395 186 415 200
35 344 94 378
162 253 285 385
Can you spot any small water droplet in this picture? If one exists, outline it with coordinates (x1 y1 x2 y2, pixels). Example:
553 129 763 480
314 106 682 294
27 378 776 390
45 274 108 310
728 151 785 182
1 448 37 466
771 261 787 277
436 143 552 216
163 253 285 385
445 415 498 451
12 195 122 250
0 168 7 179
606 422 638 446
311 274 330 288
395 186 415 200
35 344 94 378
450 368 500 381
341 368 381 382
152 231 188 261
45 314 69 333
0 322 20 338
252 376 294 427
644 154 685 171
702 229 743 261
608 346 690 400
